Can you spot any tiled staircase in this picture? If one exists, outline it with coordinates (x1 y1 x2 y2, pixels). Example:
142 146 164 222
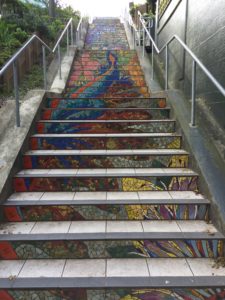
0 17 225 300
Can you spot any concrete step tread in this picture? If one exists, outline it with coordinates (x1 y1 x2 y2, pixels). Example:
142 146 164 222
0 258 225 284
6 191 208 205
15 168 198 177
32 133 181 138
0 221 219 237
25 149 188 156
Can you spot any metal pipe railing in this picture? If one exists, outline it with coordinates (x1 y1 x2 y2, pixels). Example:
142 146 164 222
134 11 225 127
76 16 84 44
0 17 82 127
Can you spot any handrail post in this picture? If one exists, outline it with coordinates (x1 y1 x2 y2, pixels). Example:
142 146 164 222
165 44 168 90
151 47 154 79
58 44 62 79
139 23 141 46
142 26 145 57
13 61 20 127
42 45 47 90
67 28 69 53
70 21 74 46
190 60 197 127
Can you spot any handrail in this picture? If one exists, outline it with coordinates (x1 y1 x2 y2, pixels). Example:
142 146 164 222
135 10 225 126
76 16 83 43
0 35 52 76
0 17 83 127
52 18 73 52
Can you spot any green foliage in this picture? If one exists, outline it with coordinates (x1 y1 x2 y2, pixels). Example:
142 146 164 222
0 0 80 67
0 20 29 66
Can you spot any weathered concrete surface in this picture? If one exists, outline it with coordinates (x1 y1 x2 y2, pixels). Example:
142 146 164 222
50 47 76 93
0 90 45 199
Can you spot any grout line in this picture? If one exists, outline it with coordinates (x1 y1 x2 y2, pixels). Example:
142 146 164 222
61 259 67 278
38 192 44 201
105 259 107 278
29 221 37 234
140 220 145 233
176 220 183 233
185 258 195 277
145 258 151 277
17 260 27 278
105 220 108 234
67 221 72 234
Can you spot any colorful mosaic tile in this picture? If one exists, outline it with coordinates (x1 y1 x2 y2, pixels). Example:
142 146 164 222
13 176 199 193
41 108 169 121
2 204 207 222
0 239 222 259
45 98 167 109
36 121 174 134
23 154 188 169
1 288 225 300
30 136 181 150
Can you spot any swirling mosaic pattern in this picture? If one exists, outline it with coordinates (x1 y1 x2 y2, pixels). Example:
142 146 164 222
13 176 199 193
1 288 225 300
2 204 207 222
0 239 222 259
30 136 182 150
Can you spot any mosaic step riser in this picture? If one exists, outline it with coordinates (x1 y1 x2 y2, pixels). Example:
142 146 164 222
41 109 170 121
45 98 167 109
85 46 130 51
87 30 126 32
87 29 126 32
0 239 222 259
71 70 145 77
86 33 128 36
81 50 136 53
1 288 225 300
63 92 151 98
23 154 188 169
68 77 146 85
36 121 175 134
1 204 208 222
85 42 129 46
66 86 149 94
70 76 145 84
78 54 139 60
80 51 137 55
74 59 140 65
67 81 147 88
72 66 143 71
13 176 199 193
65 87 149 95
30 136 182 150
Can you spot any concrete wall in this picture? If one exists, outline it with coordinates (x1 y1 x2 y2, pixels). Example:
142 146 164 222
157 0 225 130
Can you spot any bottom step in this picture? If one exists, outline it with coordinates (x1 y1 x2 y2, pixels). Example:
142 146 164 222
0 258 225 290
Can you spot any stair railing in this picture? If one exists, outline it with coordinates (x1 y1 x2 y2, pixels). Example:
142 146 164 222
0 17 82 127
129 11 225 127
76 16 84 44
127 12 142 48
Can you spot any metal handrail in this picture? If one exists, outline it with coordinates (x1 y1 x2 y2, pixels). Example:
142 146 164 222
0 17 81 127
52 18 73 52
135 11 225 126
76 16 84 43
